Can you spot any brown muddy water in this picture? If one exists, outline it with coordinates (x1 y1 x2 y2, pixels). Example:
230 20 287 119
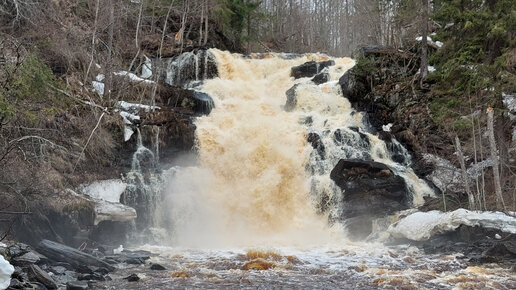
94 244 515 289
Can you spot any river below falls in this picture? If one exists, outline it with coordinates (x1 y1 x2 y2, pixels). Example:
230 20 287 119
93 244 515 289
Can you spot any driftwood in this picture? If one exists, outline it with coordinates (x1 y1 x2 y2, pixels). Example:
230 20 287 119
37 239 115 271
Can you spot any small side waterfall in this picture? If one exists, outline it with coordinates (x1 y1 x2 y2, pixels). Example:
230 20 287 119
121 128 164 239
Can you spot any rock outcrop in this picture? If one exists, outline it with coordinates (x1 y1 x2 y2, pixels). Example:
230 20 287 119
330 159 410 239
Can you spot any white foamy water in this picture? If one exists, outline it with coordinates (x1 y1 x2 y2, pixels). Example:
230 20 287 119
159 49 434 248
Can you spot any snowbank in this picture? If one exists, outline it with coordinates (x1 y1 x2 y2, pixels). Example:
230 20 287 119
388 209 516 241
0 254 14 289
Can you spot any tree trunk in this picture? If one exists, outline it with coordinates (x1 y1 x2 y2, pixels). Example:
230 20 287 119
487 107 506 210
455 136 476 209
105 0 115 102
420 0 428 86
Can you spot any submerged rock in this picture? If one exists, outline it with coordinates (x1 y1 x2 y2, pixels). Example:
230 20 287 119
150 263 166 270
311 69 330 84
124 273 140 282
284 84 300 112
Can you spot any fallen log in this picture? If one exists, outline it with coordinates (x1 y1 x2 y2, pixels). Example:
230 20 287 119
37 240 115 272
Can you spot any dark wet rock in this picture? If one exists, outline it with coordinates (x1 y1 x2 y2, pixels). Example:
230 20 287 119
291 60 335 79
333 128 370 149
27 264 58 289
307 132 325 156
37 240 115 272
66 281 89 290
311 70 329 84
150 263 167 270
8 278 22 289
124 274 140 282
11 267 29 282
78 273 105 281
11 251 41 266
284 84 300 112
26 282 48 290
7 243 31 258
156 83 214 115
397 225 516 265
161 49 218 87
330 159 409 237
125 257 145 265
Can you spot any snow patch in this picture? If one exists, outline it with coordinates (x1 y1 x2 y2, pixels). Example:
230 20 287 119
0 254 14 289
423 154 492 193
80 179 127 203
388 209 516 241
141 56 152 79
502 93 516 113
92 81 104 96
382 123 393 132
416 36 443 48
119 111 140 125
114 71 154 84
117 101 159 112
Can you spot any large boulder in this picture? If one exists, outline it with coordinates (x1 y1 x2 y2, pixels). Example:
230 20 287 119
157 83 214 115
330 159 409 239
161 49 218 87
291 60 335 79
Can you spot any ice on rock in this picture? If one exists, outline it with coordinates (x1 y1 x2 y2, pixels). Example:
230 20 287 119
124 127 135 141
114 71 154 84
388 209 516 241
0 254 14 289
80 179 127 203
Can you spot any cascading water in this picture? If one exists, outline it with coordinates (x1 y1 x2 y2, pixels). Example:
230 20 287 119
97 49 515 289
160 49 433 247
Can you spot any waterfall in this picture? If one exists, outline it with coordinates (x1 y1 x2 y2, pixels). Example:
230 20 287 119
159 49 434 248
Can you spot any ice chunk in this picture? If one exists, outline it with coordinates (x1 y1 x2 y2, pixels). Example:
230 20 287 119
0 254 14 289
388 209 516 241
80 179 127 203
